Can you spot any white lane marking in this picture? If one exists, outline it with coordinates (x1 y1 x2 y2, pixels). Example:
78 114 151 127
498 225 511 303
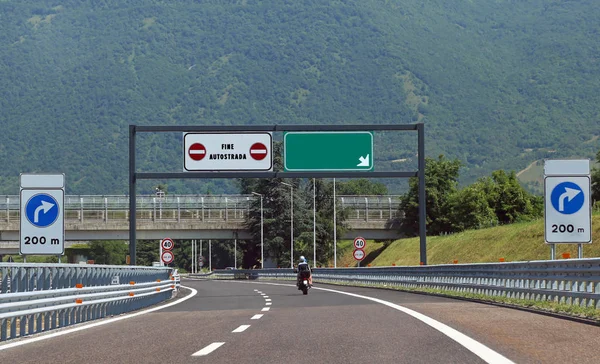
265 298 271 302
254 289 258 291
266 302 272 305
263 296 269 298
251 314 263 320
232 325 251 333
192 342 225 357
0 286 198 352
227 281 515 364
260 293 266 296
261 307 270 312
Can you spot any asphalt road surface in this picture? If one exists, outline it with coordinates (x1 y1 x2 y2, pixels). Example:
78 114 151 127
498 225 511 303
1 279 600 364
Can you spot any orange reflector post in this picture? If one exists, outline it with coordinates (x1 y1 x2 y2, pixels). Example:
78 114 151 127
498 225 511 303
156 288 161 292
392 263 396 266
171 285 175 289
562 252 571 259
129 292 135 297
499 258 505 262
420 262 424 265
130 281 135 285
171 277 175 281
75 299 83 304
453 260 458 264
367 264 371 267
75 283 83 289
156 279 161 283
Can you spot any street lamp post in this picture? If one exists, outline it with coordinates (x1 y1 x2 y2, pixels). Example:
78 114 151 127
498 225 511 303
281 182 294 268
251 192 264 269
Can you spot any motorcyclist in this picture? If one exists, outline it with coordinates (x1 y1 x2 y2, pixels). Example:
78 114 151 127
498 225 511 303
296 256 313 288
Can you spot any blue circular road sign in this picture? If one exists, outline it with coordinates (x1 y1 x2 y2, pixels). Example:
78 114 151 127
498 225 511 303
550 182 584 215
25 193 59 227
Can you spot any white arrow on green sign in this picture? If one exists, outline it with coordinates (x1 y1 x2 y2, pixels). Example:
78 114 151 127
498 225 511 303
283 131 374 171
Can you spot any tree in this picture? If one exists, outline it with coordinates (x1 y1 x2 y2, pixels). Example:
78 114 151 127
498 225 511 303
592 150 600 206
336 179 388 195
448 182 498 231
88 241 128 265
397 155 461 236
487 170 541 223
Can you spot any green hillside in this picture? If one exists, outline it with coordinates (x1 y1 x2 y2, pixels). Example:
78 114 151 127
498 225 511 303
1 0 599 194
338 213 600 267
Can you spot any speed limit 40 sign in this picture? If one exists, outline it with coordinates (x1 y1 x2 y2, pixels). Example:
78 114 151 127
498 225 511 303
161 238 174 251
353 237 366 250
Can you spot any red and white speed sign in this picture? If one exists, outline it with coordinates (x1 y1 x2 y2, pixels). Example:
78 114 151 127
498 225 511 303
353 237 366 249
161 250 174 264
353 249 365 261
161 238 174 251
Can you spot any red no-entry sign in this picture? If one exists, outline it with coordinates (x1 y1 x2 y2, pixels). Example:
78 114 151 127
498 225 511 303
188 143 206 161
249 142 268 160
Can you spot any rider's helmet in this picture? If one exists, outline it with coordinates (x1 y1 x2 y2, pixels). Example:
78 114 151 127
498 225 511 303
299 256 306 263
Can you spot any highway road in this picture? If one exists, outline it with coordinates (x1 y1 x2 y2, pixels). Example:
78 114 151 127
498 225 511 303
1 279 600 363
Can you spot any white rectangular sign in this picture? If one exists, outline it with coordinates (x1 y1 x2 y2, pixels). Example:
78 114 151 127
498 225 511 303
20 188 65 255
184 133 273 171
544 176 591 244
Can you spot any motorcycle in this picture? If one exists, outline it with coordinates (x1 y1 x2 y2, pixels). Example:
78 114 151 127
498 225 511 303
297 272 311 295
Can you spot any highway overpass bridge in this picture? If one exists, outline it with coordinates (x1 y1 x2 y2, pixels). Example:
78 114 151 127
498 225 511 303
0 195 402 254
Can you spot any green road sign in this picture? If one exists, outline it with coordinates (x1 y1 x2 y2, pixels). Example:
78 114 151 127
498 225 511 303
284 131 374 171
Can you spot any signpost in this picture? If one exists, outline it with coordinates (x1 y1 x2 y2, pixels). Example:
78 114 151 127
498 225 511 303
20 174 65 256
544 159 592 259
159 238 175 266
283 131 373 171
184 133 272 171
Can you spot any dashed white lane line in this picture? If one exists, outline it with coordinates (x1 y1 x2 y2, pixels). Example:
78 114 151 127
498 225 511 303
260 293 266 296
254 289 258 291
261 307 270 312
251 314 264 320
192 342 225 357
265 298 272 302
232 325 251 333
266 302 272 305
263 295 269 298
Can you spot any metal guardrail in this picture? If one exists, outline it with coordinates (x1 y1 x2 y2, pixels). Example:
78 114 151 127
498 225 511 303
0 195 402 223
197 259 600 310
0 263 179 342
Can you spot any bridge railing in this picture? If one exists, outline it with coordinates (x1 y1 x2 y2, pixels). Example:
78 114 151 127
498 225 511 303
199 259 600 311
0 263 178 342
0 195 402 223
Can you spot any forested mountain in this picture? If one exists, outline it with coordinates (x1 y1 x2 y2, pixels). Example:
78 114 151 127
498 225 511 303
1 0 599 194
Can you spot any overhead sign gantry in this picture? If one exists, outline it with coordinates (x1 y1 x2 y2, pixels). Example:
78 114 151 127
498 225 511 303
129 124 426 266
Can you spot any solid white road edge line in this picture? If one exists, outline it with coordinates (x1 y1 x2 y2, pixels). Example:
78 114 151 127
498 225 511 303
232 325 251 333
192 342 226 357
0 286 199 352
251 314 263 320
221 280 515 364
